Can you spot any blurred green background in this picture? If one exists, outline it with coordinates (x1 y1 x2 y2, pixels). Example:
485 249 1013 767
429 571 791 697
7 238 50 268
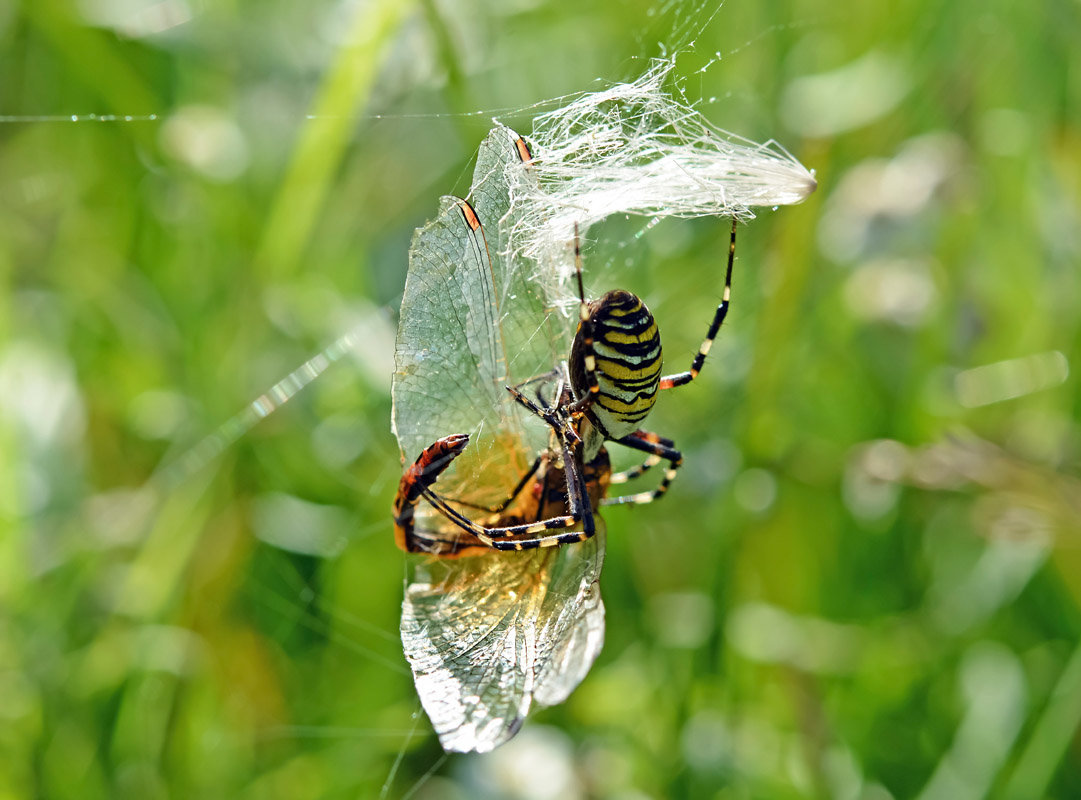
3 0 1081 797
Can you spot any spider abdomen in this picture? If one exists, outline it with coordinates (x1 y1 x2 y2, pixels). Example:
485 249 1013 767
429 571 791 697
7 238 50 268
571 290 662 442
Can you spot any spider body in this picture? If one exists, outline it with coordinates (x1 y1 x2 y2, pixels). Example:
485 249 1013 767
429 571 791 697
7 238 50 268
569 289 662 459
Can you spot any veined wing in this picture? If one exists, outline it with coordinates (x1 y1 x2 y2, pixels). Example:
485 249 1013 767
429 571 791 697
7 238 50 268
472 125 573 409
392 126 569 509
393 127 608 753
400 523 606 753
392 194 517 508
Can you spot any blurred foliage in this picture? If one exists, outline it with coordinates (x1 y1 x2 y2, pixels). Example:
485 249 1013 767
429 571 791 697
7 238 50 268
2 0 1081 797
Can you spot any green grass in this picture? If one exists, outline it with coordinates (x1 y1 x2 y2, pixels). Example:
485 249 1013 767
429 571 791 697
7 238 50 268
2 0 1080 797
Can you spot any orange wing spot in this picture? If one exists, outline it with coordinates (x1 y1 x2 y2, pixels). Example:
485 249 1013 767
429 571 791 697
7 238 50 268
457 199 481 231
514 136 533 164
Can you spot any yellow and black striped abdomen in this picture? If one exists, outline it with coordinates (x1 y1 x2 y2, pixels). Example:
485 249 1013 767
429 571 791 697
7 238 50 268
571 290 662 442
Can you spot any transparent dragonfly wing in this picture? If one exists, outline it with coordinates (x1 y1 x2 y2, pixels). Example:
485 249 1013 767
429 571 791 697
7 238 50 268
400 523 606 753
472 126 573 408
392 193 520 508
392 127 606 752
392 125 570 508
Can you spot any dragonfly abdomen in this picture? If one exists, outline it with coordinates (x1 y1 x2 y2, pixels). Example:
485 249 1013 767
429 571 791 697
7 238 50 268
393 433 470 553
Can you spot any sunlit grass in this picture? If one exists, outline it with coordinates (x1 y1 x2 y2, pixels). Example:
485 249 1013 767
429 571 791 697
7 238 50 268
2 0 1080 797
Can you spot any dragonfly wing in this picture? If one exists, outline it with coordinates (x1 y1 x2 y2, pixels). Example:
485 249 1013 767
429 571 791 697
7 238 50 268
532 526 607 707
394 127 607 750
400 526 606 753
472 125 573 422
392 127 570 510
393 194 523 508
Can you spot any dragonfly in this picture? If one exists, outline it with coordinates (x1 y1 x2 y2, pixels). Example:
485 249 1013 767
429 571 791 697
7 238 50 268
390 127 607 752
390 126 741 751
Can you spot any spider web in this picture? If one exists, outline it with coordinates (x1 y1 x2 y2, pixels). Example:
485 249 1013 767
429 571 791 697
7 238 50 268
506 58 816 314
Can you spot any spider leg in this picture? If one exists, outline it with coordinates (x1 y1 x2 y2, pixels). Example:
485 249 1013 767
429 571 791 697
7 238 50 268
608 433 675 485
441 454 543 513
419 426 598 551
567 223 601 416
393 437 562 554
505 385 581 448
510 368 563 409
602 429 683 506
660 218 737 390
431 367 572 517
